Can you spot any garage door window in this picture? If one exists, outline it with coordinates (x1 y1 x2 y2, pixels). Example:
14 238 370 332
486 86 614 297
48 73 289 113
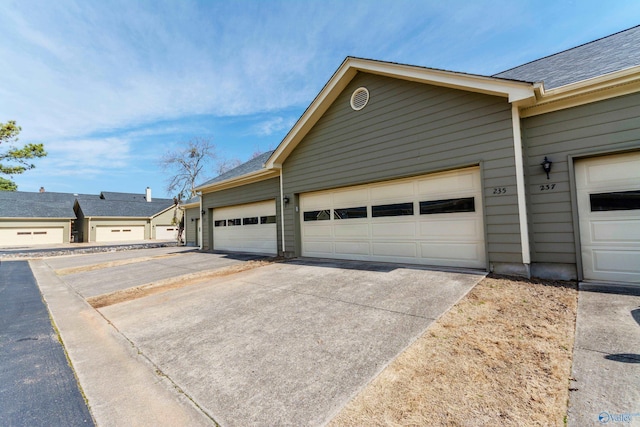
420 197 475 215
304 210 331 221
590 190 640 211
228 218 241 226
372 202 414 217
260 215 276 224
215 220 226 227
334 206 367 219
243 217 259 225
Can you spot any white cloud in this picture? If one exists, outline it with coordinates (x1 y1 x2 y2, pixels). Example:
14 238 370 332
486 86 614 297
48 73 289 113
251 116 297 137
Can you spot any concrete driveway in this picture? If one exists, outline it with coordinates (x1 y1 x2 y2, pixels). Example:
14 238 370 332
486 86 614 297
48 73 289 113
34 249 486 426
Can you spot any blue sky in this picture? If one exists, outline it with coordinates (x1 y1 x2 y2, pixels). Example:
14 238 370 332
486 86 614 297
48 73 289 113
1 0 638 198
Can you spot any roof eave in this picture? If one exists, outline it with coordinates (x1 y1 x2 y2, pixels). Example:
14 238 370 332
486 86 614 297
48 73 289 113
195 168 280 194
266 57 535 168
520 65 640 117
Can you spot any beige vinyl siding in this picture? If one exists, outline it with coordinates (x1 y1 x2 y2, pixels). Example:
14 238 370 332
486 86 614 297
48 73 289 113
184 207 200 246
282 72 520 264
522 91 640 266
201 177 281 252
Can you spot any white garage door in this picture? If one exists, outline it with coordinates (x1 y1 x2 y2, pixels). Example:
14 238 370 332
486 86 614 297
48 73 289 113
95 225 145 242
576 152 640 284
213 200 277 255
300 167 486 268
0 227 64 246
155 225 178 240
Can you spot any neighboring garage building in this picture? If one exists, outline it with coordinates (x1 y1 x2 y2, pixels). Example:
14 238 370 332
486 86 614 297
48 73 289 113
198 26 639 285
0 191 79 246
74 189 178 243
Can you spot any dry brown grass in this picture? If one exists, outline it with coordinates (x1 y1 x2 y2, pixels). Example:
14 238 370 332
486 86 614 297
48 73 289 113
330 274 578 427
87 259 277 308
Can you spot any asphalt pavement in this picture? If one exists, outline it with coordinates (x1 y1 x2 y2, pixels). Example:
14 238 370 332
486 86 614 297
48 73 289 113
0 260 94 427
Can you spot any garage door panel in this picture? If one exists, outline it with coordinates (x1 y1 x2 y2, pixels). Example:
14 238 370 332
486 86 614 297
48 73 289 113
302 224 332 238
576 152 640 284
417 173 475 196
370 181 414 200
591 250 640 273
304 241 334 256
335 241 370 256
371 222 416 237
334 223 369 238
420 243 482 261
332 188 368 206
419 218 481 238
213 201 277 255
589 219 640 241
301 167 485 269
372 242 417 258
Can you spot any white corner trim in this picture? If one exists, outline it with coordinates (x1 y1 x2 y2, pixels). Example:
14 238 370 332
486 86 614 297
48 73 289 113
198 195 203 250
280 168 286 253
511 105 531 264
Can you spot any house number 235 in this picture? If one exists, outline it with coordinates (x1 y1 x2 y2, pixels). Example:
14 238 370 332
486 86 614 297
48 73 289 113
493 187 507 195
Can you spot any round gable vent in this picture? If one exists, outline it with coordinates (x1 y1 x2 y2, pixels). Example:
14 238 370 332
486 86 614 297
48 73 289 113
350 87 370 111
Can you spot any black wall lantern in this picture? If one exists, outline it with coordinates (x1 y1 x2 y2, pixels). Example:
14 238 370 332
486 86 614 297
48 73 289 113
541 156 553 179
201 209 206 215
283 196 290 205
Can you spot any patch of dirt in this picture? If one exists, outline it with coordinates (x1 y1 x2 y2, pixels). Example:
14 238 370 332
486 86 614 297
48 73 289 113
329 274 578 427
87 259 278 308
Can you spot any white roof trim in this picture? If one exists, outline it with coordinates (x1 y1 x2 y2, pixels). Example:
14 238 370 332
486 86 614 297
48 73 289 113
520 65 640 117
266 57 535 168
195 168 279 193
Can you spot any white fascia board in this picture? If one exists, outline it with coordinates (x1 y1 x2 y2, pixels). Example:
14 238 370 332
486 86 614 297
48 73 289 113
347 58 535 102
195 168 280 194
180 202 200 209
521 65 640 117
266 57 535 168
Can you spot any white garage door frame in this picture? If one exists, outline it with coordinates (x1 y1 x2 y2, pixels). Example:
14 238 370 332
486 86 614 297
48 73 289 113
212 200 277 255
0 227 65 246
300 167 486 269
95 225 145 242
575 151 640 285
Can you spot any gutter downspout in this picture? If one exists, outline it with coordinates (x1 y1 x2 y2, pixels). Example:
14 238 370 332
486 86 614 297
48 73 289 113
511 104 531 275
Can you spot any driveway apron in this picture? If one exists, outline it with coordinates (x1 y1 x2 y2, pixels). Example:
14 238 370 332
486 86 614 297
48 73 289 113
98 258 485 426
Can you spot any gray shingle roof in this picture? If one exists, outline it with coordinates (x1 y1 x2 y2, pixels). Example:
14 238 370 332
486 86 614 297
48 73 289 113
0 191 87 218
100 191 173 203
493 25 640 89
0 199 76 218
77 199 175 218
0 190 174 219
196 151 274 188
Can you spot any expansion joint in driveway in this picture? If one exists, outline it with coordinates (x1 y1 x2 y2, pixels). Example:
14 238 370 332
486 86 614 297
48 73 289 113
93 308 221 426
268 284 435 320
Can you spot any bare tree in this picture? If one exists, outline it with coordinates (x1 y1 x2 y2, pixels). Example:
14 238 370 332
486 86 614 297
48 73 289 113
160 137 217 199
216 157 242 176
